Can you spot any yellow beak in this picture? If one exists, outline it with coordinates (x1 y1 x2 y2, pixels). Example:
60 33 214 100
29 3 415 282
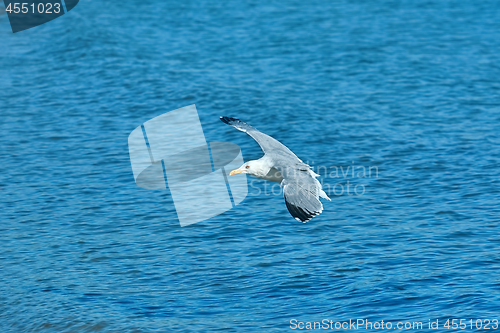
229 169 243 176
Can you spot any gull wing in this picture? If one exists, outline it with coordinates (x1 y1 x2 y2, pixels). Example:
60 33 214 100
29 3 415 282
220 116 298 158
279 167 329 222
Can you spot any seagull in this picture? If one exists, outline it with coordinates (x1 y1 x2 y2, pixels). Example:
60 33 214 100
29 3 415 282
220 117 330 222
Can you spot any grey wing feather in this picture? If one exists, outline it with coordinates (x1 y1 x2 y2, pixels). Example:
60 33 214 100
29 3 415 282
220 117 297 157
280 167 327 222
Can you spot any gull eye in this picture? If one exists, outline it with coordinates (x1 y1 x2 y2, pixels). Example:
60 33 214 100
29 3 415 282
246 165 250 169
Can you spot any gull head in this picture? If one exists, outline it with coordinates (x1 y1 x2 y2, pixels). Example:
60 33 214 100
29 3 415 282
229 160 267 177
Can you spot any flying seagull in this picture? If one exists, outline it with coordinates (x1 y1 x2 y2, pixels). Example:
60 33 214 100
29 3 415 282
220 117 330 222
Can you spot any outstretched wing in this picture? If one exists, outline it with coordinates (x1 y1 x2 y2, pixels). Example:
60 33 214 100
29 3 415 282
280 167 330 222
220 116 297 157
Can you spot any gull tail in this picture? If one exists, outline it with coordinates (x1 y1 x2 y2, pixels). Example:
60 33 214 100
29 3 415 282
320 189 331 201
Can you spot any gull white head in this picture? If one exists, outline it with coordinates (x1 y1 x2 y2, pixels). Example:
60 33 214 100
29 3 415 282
229 160 269 178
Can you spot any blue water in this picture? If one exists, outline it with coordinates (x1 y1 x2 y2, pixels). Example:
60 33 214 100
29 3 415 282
1 1 500 332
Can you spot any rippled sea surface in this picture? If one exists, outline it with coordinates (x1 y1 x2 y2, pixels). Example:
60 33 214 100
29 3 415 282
1 1 500 332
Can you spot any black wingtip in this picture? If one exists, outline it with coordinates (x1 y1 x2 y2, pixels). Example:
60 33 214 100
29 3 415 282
220 116 240 125
284 199 317 223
